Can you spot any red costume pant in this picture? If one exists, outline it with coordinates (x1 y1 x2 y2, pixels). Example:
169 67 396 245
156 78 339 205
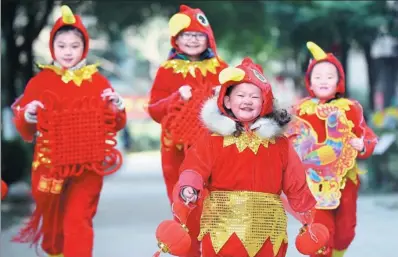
31 166 103 257
202 234 288 257
311 179 359 257
161 145 201 257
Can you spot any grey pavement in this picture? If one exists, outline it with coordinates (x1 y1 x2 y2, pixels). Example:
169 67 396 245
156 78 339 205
1 151 397 257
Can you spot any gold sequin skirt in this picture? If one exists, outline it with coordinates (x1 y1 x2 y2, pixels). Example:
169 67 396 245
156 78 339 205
198 191 288 257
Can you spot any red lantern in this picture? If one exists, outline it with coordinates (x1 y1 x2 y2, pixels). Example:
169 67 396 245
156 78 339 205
295 223 329 255
153 220 191 257
1 180 8 200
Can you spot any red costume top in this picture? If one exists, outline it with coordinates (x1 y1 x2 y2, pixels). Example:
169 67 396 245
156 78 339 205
147 5 228 148
289 42 378 210
176 58 316 257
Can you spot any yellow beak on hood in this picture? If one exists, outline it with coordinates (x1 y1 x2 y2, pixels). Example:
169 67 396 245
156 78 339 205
169 13 191 37
307 41 327 61
61 5 76 25
219 67 246 84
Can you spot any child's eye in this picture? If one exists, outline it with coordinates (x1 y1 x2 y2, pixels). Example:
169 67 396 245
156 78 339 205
237 94 244 97
58 45 65 49
72 45 79 49
252 96 259 99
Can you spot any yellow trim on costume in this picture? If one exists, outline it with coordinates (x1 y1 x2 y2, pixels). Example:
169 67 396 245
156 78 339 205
49 254 64 257
161 57 221 78
297 98 353 117
61 5 76 24
218 67 245 84
168 13 191 36
162 130 183 151
37 175 64 194
199 191 288 257
216 132 276 154
307 41 327 60
332 249 347 257
37 63 100 86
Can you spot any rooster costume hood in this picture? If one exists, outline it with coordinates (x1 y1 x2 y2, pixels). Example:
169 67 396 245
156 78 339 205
168 4 218 56
49 5 90 61
305 41 345 97
201 57 288 139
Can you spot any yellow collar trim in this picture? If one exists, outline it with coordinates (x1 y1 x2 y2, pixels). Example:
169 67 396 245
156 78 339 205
37 63 100 86
215 132 276 154
297 98 353 116
161 57 221 78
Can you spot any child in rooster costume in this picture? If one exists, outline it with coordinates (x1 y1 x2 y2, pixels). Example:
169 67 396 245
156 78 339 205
147 4 227 257
174 57 317 257
11 5 126 257
288 42 378 257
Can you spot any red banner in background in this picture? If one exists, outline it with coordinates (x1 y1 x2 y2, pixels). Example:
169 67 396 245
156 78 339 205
122 95 150 120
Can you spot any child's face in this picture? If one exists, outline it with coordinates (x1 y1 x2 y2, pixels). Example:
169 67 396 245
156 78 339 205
224 83 263 122
53 31 84 68
175 31 208 59
310 62 339 100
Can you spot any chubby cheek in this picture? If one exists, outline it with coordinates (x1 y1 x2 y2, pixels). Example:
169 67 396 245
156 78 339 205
252 102 263 116
73 48 84 60
198 42 208 52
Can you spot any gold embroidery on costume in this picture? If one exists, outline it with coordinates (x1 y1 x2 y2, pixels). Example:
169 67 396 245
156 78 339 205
161 57 221 78
199 191 288 257
38 63 100 86
218 132 276 154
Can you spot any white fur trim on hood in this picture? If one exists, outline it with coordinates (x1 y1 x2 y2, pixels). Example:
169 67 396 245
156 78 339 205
200 96 286 139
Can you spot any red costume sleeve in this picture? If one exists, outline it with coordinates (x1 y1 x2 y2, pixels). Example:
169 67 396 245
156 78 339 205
348 100 378 159
147 67 181 123
177 134 214 193
12 76 42 142
282 141 317 213
98 74 127 132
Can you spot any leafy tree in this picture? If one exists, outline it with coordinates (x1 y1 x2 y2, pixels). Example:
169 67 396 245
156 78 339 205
80 1 269 62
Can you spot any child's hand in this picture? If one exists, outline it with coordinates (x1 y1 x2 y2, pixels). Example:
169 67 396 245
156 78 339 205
24 100 44 123
178 85 192 101
101 88 124 110
349 137 365 152
181 186 198 204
